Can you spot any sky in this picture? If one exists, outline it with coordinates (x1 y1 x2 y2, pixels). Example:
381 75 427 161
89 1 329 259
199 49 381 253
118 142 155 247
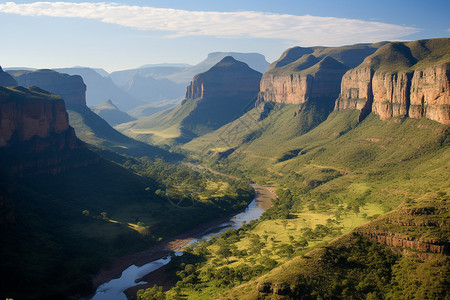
0 0 448 72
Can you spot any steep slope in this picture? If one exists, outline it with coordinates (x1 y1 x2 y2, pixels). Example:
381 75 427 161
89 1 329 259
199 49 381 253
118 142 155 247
0 66 17 86
128 98 181 118
9 69 174 159
0 85 97 176
90 99 136 126
335 38 450 124
53 67 143 110
117 56 262 145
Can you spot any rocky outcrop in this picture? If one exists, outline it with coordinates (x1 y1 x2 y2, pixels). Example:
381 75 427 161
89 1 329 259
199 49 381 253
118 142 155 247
0 66 17 86
180 56 262 135
9 69 87 107
185 56 261 101
335 39 450 124
258 56 349 112
0 86 97 177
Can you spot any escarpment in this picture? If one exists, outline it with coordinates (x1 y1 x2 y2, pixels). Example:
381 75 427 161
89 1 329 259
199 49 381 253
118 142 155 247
256 43 384 124
336 38 450 124
0 86 97 177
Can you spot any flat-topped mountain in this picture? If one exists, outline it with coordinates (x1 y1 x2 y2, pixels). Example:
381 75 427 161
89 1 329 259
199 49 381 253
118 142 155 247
0 86 97 176
8 69 87 107
335 38 450 124
117 56 262 144
90 99 136 126
53 67 143 110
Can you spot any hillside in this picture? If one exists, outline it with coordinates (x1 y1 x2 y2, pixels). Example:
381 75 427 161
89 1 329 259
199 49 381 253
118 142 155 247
90 99 136 126
147 39 450 299
0 84 255 300
8 68 175 159
117 56 262 145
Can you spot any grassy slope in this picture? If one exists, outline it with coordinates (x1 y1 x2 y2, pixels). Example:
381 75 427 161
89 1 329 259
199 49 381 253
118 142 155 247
67 105 179 160
116 98 200 145
362 38 450 73
180 105 449 299
0 155 254 300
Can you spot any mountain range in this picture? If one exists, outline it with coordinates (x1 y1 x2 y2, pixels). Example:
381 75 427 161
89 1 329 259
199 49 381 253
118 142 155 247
0 38 449 300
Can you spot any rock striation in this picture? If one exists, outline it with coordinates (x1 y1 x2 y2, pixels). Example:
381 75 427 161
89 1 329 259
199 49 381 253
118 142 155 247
0 86 97 177
335 38 450 124
256 43 384 130
9 69 87 107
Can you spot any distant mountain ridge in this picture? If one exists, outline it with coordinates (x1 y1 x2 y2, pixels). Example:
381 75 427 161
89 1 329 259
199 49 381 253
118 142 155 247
117 56 262 144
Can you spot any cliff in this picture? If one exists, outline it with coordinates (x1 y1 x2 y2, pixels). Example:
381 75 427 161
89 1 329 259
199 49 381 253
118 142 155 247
0 86 97 177
0 66 17 86
181 56 262 135
9 69 87 107
336 38 450 124
256 43 384 130
258 56 349 106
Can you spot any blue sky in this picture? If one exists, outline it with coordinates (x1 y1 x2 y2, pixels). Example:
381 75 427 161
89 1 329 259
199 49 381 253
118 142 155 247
1 0 448 72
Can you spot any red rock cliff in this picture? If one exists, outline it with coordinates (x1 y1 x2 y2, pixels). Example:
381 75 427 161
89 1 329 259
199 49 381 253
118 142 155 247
0 86 98 177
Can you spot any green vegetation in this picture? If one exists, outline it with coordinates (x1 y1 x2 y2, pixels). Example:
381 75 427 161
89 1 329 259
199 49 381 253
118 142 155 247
0 151 254 299
133 102 450 299
68 105 178 159
363 38 450 73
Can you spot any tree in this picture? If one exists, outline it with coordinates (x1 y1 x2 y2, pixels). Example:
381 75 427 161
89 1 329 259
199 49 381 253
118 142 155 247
217 244 233 263
137 285 166 300
249 235 265 256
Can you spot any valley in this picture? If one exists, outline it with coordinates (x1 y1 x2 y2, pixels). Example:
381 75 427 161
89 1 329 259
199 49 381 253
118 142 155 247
0 36 449 300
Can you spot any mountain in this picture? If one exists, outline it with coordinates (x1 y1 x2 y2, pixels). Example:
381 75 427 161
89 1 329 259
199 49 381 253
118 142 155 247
122 73 186 103
172 39 450 299
9 69 87 106
0 66 17 86
0 85 98 177
117 56 262 145
0 83 240 299
110 52 269 87
335 38 450 124
90 99 136 126
8 69 175 158
53 67 143 110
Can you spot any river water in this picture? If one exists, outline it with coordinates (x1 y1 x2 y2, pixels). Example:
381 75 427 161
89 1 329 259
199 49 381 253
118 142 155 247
90 183 273 300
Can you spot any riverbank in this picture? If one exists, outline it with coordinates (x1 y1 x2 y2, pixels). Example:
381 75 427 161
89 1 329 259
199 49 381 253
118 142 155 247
90 183 275 299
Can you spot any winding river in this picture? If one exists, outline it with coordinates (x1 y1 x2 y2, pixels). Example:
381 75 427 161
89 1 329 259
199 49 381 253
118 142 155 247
90 183 275 300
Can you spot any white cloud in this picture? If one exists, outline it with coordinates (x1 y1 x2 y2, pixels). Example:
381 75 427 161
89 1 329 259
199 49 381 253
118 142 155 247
0 1 420 46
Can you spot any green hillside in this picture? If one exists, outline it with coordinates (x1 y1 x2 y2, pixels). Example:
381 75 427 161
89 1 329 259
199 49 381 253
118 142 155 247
68 105 179 160
144 105 450 299
361 38 450 72
117 57 262 146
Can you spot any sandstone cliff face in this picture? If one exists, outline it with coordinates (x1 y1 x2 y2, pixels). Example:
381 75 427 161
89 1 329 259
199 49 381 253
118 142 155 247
10 69 87 107
0 86 97 177
335 39 450 124
258 56 349 108
185 56 261 101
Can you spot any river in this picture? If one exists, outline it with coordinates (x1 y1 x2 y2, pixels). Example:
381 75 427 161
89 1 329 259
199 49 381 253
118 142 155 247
90 183 275 300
